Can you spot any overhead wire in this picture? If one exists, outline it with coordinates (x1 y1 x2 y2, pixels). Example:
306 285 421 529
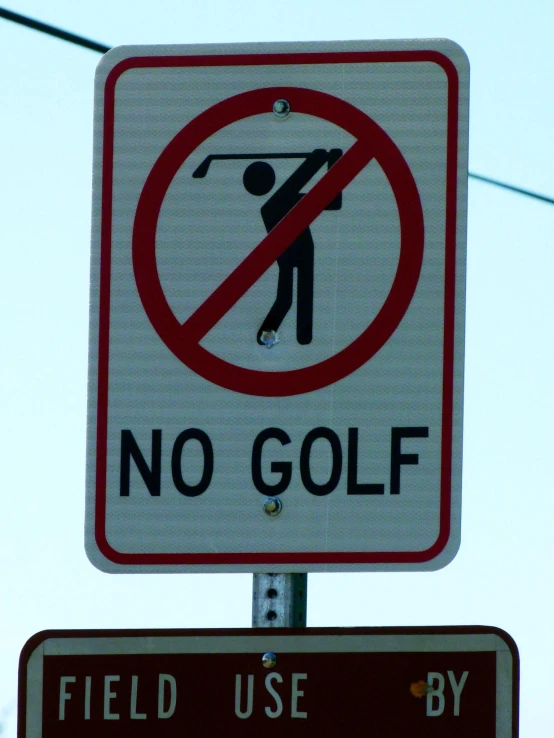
1 5 553 206
0 7 109 53
466 172 554 205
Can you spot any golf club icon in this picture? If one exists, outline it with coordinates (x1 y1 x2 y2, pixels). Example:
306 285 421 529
193 149 343 346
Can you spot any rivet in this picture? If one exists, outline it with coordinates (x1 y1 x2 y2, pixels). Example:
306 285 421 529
263 497 282 517
272 99 291 118
260 329 279 348
262 652 277 668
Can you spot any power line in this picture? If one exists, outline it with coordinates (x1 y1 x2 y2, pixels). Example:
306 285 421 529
0 7 109 54
469 172 554 205
1 6 553 207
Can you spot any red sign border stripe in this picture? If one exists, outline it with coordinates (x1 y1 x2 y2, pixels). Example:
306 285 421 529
94 49 461 567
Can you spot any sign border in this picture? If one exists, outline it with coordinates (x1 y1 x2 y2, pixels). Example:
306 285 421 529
92 47 462 569
18 626 519 738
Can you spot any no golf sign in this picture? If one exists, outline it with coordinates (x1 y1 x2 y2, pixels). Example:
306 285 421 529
86 39 469 572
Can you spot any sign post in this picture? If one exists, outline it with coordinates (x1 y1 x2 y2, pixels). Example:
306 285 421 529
86 39 470 573
18 627 519 737
252 573 307 627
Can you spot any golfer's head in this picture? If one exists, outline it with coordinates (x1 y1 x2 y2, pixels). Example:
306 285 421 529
243 161 275 196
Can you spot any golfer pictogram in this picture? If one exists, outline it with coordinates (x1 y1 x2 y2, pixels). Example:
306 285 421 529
132 86 425 397
192 148 343 346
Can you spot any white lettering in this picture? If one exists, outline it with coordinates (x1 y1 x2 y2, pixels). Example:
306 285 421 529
158 674 177 719
131 675 147 720
291 673 308 718
426 672 445 717
104 675 120 720
58 676 76 720
448 671 469 716
84 676 91 720
264 672 283 718
234 674 254 719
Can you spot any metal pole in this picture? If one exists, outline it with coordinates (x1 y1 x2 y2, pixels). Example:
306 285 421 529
252 573 307 628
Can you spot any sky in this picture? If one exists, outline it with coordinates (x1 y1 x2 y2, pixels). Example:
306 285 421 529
1 1 553 736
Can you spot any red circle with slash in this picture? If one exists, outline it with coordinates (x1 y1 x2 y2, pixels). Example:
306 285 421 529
132 86 424 397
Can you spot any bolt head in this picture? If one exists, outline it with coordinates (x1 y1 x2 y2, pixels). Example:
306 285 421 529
273 99 291 118
263 497 282 517
260 329 279 348
262 652 277 668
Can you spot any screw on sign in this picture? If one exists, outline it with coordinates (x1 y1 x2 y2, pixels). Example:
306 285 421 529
18 628 518 737
87 41 469 572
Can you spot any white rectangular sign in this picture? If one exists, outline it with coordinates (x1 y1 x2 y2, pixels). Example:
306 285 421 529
86 39 469 572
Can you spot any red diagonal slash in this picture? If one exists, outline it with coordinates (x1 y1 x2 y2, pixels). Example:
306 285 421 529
181 138 374 344
132 86 424 396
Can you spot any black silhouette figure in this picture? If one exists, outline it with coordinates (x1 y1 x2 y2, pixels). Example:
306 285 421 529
243 149 343 345
193 148 343 345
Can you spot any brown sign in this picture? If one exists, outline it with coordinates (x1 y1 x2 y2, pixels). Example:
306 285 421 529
18 627 518 737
